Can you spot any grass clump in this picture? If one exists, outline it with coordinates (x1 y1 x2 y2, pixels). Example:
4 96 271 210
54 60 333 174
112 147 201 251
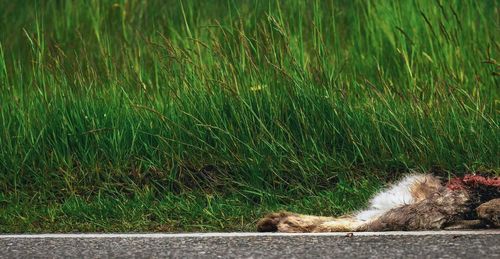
0 0 498 232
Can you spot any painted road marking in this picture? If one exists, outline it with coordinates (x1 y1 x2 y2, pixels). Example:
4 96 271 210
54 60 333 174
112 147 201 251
1 230 499 238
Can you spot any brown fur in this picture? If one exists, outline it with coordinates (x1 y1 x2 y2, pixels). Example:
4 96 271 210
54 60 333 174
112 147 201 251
256 212 335 232
360 189 470 231
476 198 500 227
257 174 500 232
409 175 443 202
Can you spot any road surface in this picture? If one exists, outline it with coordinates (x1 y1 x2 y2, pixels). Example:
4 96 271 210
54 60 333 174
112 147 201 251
1 231 499 258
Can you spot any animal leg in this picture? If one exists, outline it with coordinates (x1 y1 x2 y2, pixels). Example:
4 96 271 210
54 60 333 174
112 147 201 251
443 220 484 230
312 216 365 232
256 211 335 232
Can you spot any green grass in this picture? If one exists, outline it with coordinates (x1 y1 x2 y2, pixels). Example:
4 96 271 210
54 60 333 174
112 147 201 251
0 0 498 232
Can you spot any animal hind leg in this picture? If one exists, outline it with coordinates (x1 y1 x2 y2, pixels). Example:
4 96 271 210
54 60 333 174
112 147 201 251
257 211 366 232
312 216 365 232
257 211 337 232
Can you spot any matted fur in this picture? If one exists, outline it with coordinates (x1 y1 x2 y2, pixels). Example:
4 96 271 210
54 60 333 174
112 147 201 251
257 174 500 232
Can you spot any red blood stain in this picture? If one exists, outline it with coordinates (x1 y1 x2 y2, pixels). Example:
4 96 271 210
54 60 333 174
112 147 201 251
447 174 500 190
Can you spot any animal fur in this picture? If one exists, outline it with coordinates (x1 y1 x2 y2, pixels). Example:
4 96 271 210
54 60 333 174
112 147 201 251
257 173 500 232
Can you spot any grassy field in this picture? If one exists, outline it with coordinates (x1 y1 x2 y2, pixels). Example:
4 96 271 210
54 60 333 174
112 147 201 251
0 0 498 232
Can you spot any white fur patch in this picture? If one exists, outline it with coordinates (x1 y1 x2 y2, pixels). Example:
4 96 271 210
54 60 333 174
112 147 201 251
355 174 428 222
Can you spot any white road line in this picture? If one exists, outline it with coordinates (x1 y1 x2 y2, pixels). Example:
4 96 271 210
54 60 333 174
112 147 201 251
1 231 499 238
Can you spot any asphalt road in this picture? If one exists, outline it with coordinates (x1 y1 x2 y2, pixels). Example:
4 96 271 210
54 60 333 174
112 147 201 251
1 231 499 258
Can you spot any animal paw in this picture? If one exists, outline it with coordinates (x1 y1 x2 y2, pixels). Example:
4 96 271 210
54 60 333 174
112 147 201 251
256 211 295 232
